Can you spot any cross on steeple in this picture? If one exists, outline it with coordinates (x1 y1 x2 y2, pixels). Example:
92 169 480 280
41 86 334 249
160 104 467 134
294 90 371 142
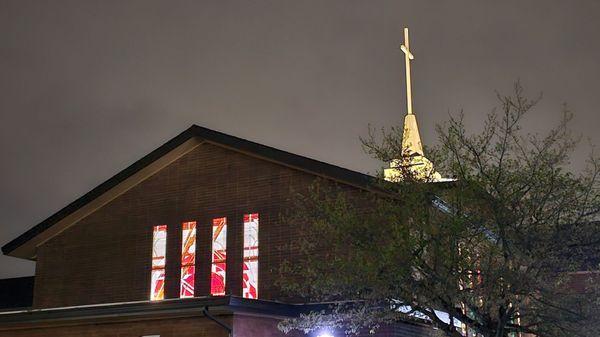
398 27 422 156
400 27 415 115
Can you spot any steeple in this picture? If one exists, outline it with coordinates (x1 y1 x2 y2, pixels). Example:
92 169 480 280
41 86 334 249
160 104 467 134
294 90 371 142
384 28 443 182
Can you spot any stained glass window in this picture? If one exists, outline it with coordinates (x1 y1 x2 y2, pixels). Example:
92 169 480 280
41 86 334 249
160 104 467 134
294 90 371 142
151 225 167 301
210 217 227 296
180 221 196 298
243 213 259 299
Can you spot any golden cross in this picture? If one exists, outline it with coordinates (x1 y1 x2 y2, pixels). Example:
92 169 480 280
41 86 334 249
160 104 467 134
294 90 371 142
400 27 415 115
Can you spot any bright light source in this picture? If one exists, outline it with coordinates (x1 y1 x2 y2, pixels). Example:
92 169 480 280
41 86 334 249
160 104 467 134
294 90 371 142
317 333 333 337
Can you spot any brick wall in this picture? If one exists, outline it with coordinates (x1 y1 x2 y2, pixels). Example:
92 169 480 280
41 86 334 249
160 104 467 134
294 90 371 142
0 315 231 337
33 143 321 308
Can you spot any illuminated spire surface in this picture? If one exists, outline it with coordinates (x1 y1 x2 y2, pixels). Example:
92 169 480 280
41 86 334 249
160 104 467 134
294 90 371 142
384 28 445 182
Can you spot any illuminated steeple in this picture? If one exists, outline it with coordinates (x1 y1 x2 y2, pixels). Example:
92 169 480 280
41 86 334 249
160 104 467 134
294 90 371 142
384 28 443 182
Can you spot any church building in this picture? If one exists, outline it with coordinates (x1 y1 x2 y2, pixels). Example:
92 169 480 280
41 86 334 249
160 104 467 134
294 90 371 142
0 29 442 337
0 124 440 337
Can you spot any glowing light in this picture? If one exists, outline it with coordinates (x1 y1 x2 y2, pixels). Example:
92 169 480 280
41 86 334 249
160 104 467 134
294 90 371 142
242 213 259 299
317 333 334 337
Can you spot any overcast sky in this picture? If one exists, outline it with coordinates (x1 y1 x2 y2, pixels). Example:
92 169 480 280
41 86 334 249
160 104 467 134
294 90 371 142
1 1 599 278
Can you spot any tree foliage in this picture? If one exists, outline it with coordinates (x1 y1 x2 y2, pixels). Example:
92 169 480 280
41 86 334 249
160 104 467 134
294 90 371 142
278 83 600 337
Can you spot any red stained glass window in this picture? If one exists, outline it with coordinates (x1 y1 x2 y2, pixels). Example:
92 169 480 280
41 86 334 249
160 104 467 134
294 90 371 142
151 225 167 301
180 221 196 298
243 213 259 299
210 217 227 296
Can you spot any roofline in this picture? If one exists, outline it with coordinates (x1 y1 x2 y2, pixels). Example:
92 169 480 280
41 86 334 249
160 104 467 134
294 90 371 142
0 296 436 332
2 125 376 257
190 125 376 189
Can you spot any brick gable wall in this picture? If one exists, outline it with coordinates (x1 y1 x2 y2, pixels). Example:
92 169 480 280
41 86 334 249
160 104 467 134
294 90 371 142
33 143 319 308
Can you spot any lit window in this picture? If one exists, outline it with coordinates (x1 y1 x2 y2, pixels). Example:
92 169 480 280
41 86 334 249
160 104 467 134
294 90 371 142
180 221 196 298
242 213 259 299
151 225 167 301
210 217 227 296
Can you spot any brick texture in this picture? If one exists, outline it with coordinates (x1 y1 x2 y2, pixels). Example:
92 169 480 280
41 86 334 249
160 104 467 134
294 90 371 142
0 315 231 337
33 143 319 308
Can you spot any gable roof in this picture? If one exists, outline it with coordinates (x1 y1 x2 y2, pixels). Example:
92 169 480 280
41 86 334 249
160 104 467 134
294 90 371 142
2 125 376 259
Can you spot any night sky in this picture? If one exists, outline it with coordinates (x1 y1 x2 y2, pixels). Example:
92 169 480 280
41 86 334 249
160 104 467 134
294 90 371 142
1 1 599 278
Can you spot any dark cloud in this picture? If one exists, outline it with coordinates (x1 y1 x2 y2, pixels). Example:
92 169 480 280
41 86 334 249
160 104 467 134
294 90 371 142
1 0 599 277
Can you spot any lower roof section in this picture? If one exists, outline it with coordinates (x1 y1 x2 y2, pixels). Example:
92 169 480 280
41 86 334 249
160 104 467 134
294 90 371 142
0 296 324 329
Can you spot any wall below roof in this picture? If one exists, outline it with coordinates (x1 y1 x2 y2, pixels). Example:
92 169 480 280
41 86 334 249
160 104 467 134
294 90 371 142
0 315 231 337
0 308 438 337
